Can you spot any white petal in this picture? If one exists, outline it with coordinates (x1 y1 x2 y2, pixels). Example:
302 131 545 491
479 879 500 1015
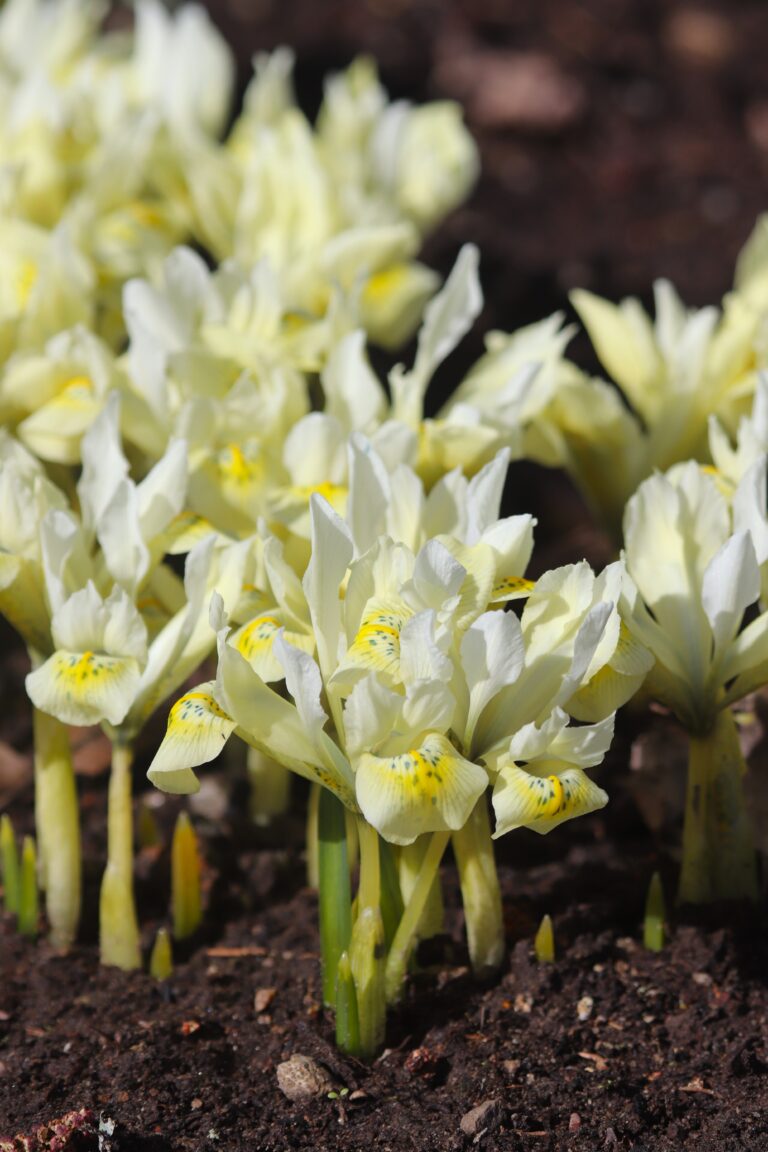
303 493 353 680
702 532 759 656
273 633 328 747
26 650 142 727
356 732 487 845
77 391 128 533
343 674 402 759
322 329 386 433
465 448 510 540
347 434 390 555
460 610 524 748
399 610 452 685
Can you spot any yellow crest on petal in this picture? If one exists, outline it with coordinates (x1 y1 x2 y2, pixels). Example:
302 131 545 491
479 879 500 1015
356 732 487 845
490 575 535 603
148 684 237 795
492 764 608 836
26 648 141 727
344 597 413 682
231 613 314 682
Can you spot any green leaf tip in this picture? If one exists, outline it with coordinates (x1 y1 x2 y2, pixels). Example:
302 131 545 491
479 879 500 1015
534 913 555 963
149 927 174 981
644 871 665 952
1 814 20 916
171 811 202 941
18 835 39 937
335 950 361 1056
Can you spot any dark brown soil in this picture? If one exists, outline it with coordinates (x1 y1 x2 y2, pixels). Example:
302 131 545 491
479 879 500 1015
3 1 768 1149
2 798 768 1151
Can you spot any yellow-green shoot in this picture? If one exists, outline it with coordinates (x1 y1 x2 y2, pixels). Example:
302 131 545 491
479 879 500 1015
644 872 665 952
534 914 555 963
149 927 174 981
18 836 39 937
171 812 202 941
1 814 20 916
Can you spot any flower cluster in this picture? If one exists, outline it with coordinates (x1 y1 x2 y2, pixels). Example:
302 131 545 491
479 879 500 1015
4 0 768 1064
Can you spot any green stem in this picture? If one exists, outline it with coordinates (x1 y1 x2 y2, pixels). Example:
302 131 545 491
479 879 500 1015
99 739 141 969
349 819 386 1059
247 748 291 827
318 789 352 1007
385 831 450 1005
32 708 81 951
399 836 444 942
451 798 504 974
679 709 758 904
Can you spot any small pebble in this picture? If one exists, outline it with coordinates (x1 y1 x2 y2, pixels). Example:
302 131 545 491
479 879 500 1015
276 1054 333 1102
577 996 594 1022
569 1112 581 1132
254 987 277 1012
459 1098 501 1137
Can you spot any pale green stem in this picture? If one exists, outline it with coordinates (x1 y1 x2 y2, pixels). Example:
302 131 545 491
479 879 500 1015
399 836 444 942
99 739 141 970
345 805 359 877
356 818 381 913
32 708 81 951
451 798 504 974
679 709 758 904
247 747 291 827
318 789 352 1007
385 831 450 1006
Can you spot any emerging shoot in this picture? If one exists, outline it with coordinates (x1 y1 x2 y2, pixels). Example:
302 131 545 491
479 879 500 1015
644 872 665 952
18 836 39 938
149 927 174 981
534 914 555 963
1 815 20 916
171 811 202 941
335 950 360 1056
